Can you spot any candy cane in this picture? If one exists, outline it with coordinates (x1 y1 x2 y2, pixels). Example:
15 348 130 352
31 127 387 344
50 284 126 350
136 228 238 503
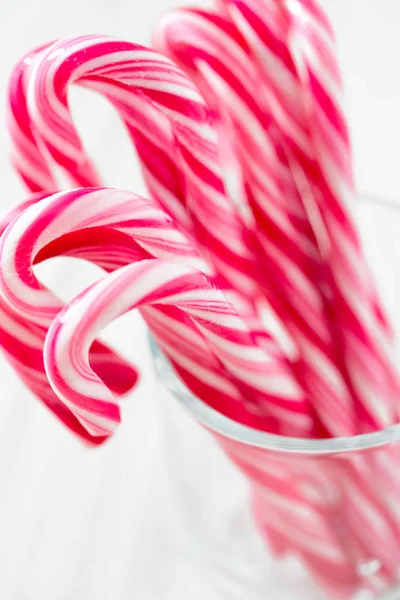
218 0 399 431
7 42 192 229
0 191 140 444
0 187 312 436
38 258 312 436
20 34 359 434
153 7 357 436
280 0 400 427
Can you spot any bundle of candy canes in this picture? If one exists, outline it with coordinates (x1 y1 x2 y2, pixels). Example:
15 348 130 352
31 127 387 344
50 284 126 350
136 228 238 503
2 0 400 596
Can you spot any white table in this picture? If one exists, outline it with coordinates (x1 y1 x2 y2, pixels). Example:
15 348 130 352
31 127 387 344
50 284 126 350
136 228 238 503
0 1 399 598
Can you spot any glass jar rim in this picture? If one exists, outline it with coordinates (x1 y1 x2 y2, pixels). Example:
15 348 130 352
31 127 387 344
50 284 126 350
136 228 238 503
150 192 400 456
150 336 400 455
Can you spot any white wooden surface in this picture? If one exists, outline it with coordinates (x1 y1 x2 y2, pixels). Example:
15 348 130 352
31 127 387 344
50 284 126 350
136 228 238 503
0 1 399 598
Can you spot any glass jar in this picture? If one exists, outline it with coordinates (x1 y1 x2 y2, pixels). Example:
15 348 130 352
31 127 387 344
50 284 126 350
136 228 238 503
150 196 400 600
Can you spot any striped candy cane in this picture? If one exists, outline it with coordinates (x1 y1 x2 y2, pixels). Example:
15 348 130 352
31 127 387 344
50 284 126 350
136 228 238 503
280 0 400 427
154 6 358 437
218 0 400 431
0 191 140 444
14 35 363 433
7 42 191 227
40 258 313 436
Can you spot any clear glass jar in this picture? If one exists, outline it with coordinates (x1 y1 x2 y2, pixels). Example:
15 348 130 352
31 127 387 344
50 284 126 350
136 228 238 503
150 196 400 600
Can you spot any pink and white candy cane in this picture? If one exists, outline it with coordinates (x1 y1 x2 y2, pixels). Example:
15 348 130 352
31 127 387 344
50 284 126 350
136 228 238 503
21 34 269 300
40 258 312 436
0 191 139 444
7 41 191 227
154 7 357 437
280 0 400 425
0 187 312 436
218 0 400 431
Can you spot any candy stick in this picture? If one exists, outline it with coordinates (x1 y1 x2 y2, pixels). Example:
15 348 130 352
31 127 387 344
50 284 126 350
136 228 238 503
3 29 400 596
153 7 356 436
0 187 312 436
280 0 400 428
10 34 316 422
176 0 400 580
219 0 399 431
155 5 400 587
